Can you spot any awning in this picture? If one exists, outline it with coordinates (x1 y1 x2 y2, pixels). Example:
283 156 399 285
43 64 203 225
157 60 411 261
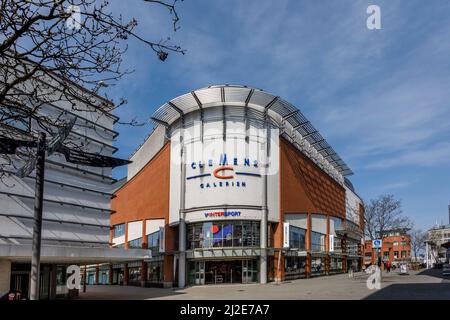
0 244 151 264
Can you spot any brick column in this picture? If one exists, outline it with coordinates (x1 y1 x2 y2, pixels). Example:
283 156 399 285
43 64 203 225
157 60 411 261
142 220 148 249
124 223 129 249
0 260 11 298
109 264 113 285
140 261 147 287
95 265 100 285
306 213 312 278
342 235 348 272
273 222 285 282
164 255 174 287
325 215 330 275
123 264 129 286
274 250 285 282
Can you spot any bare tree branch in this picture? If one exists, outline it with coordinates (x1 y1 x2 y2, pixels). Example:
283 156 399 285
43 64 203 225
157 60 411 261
0 0 186 178
364 194 413 240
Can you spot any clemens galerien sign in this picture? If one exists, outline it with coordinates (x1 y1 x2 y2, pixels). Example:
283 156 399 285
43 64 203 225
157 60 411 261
187 153 261 189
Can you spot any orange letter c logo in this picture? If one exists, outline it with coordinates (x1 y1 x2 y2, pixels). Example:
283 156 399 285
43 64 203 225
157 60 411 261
213 166 234 179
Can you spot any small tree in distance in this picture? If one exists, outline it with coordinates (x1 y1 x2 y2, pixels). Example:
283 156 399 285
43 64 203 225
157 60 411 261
364 194 413 240
410 228 427 261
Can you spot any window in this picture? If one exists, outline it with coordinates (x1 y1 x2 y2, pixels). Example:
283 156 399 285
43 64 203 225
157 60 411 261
347 239 360 255
187 221 260 249
330 257 343 272
401 250 407 258
284 256 306 279
393 241 399 246
128 267 141 282
394 251 399 259
147 231 160 252
331 217 342 234
311 257 324 274
56 266 67 286
383 251 390 258
401 241 407 246
113 224 125 238
147 261 163 282
333 236 342 252
289 226 306 250
311 231 325 252
128 238 142 248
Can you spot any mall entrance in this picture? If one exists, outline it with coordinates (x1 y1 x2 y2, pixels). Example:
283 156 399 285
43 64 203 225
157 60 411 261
188 259 258 285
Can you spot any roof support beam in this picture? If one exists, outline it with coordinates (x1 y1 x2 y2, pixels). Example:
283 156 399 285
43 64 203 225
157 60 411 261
293 120 309 130
283 110 298 120
302 130 318 139
264 96 279 112
310 139 325 147
150 117 170 128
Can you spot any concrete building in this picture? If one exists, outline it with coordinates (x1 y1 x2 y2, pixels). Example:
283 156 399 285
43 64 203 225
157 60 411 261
425 224 450 268
0 67 150 299
110 85 365 288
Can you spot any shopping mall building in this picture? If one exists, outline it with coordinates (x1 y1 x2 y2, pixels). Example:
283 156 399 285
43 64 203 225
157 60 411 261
111 84 365 288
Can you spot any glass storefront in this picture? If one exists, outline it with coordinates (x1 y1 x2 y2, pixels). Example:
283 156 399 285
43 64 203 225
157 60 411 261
188 259 259 285
311 256 325 275
147 260 164 283
187 221 260 249
128 267 141 283
329 257 343 274
284 256 306 280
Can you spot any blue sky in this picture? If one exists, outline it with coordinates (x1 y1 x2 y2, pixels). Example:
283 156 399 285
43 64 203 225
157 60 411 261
105 0 450 230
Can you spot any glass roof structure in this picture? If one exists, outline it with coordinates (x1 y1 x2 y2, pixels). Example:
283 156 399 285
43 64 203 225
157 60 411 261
150 84 353 183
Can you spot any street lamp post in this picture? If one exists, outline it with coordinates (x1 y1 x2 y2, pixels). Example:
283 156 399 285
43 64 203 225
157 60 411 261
1 123 130 300
29 132 46 300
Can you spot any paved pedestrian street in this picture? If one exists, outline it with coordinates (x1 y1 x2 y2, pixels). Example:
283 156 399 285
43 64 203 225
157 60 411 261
77 269 450 300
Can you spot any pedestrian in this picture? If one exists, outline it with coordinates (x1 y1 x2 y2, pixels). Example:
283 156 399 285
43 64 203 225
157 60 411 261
386 261 391 273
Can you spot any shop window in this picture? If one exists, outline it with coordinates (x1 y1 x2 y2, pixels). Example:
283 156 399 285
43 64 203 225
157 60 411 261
330 257 343 273
187 221 260 249
128 267 141 282
284 256 306 279
311 257 324 274
147 261 163 282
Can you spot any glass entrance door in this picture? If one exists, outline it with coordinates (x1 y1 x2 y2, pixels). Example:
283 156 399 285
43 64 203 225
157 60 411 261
195 261 205 285
242 259 258 283
189 259 259 285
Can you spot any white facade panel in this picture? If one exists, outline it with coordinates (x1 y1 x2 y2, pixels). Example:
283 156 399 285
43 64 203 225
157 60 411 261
127 220 143 241
345 185 362 226
112 235 125 246
284 213 308 229
311 214 328 234
146 219 165 235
